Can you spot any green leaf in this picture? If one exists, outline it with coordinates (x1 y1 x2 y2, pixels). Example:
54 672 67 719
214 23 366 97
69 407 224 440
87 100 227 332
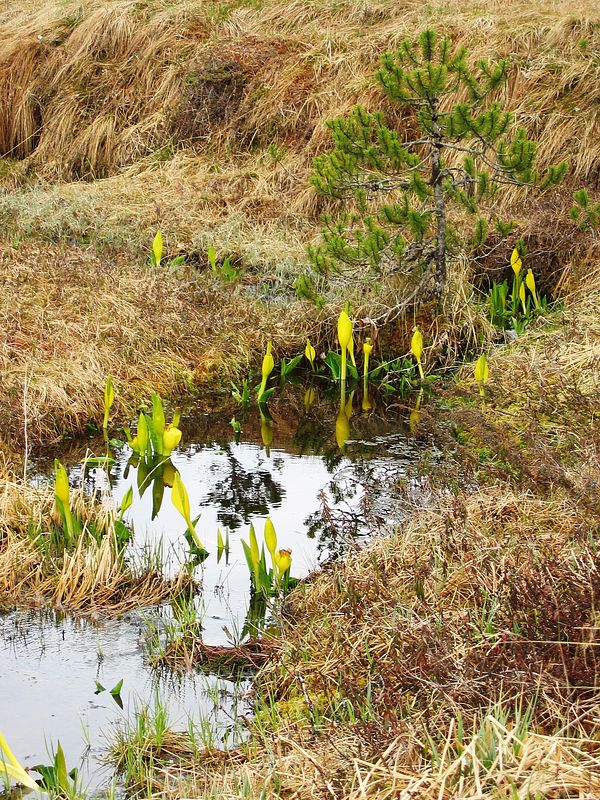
55 742 69 792
110 679 123 697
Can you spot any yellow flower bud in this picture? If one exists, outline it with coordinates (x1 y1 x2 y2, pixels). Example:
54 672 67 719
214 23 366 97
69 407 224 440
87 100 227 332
54 459 70 508
275 548 292 576
305 339 316 369
510 248 522 276
363 337 373 379
163 424 182 456
525 268 539 307
411 327 425 380
264 518 277 562
474 353 489 385
337 309 352 350
258 341 274 401
519 281 526 313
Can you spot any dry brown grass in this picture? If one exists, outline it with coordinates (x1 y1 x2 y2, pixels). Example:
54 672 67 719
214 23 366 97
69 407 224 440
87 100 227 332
0 457 194 613
0 0 598 266
0 0 598 452
430 268 600 505
1 0 599 185
111 488 600 799
0 239 313 448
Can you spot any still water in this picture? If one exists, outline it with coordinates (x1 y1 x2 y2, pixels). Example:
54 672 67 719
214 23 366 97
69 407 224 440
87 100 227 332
0 392 429 790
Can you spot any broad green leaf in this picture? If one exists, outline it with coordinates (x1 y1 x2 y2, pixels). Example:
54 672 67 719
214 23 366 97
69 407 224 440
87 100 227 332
55 743 68 792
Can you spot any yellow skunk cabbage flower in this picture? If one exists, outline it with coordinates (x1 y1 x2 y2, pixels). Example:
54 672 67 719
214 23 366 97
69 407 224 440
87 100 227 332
172 472 204 551
152 230 163 267
54 459 74 542
525 268 539 308
305 339 316 370
0 731 40 791
510 248 522 276
474 353 489 384
474 353 489 397
337 308 353 383
337 309 352 349
519 281 527 314
162 424 182 456
411 327 425 381
275 548 292 576
363 338 373 379
258 341 274 401
54 459 70 508
103 375 114 431
264 518 277 565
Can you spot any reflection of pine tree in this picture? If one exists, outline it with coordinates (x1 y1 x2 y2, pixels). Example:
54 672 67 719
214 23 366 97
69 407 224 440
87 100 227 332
309 30 567 307
204 447 285 530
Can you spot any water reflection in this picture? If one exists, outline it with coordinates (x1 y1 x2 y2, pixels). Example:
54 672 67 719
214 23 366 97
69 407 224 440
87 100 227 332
9 385 434 790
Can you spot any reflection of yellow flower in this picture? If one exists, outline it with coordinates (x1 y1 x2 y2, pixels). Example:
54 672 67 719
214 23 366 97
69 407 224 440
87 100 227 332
172 472 204 550
162 461 176 487
260 413 273 453
409 409 420 434
336 407 350 449
304 386 315 410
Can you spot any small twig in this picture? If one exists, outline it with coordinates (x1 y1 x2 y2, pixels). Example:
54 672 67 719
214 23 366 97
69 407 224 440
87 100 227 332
22 370 30 482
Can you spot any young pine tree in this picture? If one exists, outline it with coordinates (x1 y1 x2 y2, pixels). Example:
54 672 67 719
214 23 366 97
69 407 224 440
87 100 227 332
308 30 568 305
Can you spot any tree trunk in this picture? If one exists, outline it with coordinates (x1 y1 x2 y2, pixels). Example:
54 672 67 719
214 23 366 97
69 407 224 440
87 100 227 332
430 104 446 300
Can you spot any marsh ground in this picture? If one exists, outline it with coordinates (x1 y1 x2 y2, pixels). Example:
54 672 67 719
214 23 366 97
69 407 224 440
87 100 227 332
1 0 599 795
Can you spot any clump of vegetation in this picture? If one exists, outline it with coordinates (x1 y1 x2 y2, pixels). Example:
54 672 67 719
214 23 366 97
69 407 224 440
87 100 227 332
241 518 293 597
0 461 193 613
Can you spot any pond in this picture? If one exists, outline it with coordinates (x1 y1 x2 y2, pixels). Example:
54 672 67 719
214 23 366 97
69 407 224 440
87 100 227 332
0 387 432 793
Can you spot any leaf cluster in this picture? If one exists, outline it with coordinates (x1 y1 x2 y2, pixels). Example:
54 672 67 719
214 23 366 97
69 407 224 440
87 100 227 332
309 30 568 284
